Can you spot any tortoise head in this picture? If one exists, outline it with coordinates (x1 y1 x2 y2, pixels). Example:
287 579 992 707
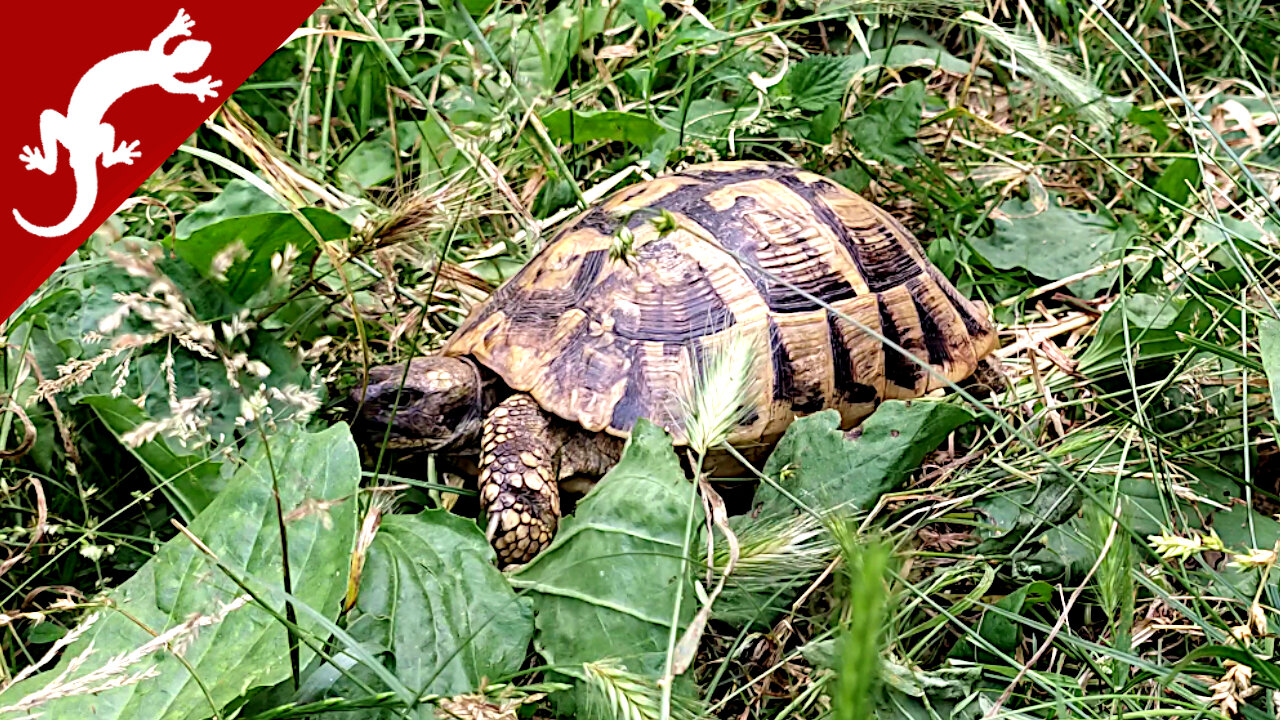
351 356 484 452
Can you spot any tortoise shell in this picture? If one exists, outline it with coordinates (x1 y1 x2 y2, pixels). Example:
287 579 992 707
443 161 996 447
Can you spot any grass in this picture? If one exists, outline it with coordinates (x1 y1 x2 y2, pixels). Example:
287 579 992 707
1 0 1280 718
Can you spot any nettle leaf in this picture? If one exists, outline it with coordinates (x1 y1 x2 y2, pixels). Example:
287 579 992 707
713 404 973 628
971 195 1139 298
511 419 700 679
786 55 856 112
340 511 533 700
542 109 665 150
173 204 349 303
845 80 926 166
0 423 360 720
755 403 974 519
1263 319 1280 425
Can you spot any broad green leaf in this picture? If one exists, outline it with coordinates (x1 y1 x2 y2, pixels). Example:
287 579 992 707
173 207 350 303
755 403 974 519
511 419 700 679
1197 215 1280 269
1127 106 1170 143
875 662 983 720
1153 157 1201 206
0 423 361 720
1261 319 1280 425
621 0 664 31
786 55 856 112
845 80 926 166
976 581 1051 655
971 196 1138 298
973 471 1081 555
714 404 971 627
174 179 285 239
79 394 223 518
336 121 422 193
647 99 741 168
341 511 533 699
1072 292 1219 381
542 109 665 149
851 45 987 79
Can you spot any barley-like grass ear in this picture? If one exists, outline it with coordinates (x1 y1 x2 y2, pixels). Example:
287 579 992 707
961 11 1112 128
680 331 760 457
580 660 701 720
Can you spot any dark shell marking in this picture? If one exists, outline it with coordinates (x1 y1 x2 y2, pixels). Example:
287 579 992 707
444 160 997 445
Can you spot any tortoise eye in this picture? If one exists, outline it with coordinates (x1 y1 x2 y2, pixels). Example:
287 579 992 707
383 386 426 410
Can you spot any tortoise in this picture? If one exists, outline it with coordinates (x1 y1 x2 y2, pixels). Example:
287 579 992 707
354 160 997 567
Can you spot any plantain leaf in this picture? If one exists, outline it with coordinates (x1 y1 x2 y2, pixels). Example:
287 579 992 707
510 419 701 679
754 403 974 519
542 109 665 149
1258 319 1280 426
338 511 534 701
80 394 223 518
173 204 349 303
971 196 1139 298
0 424 360 720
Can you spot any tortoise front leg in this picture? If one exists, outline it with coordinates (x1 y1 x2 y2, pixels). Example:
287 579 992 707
479 393 624 567
480 394 561 566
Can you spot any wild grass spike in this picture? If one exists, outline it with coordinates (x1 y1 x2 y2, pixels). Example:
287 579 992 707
680 331 760 456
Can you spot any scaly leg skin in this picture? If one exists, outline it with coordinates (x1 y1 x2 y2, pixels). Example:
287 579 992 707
18 109 68 174
480 395 562 567
479 394 624 567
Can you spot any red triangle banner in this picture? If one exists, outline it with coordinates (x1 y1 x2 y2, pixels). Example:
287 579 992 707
0 1 324 322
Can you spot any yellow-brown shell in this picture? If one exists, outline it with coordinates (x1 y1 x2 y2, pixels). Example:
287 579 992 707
444 161 996 448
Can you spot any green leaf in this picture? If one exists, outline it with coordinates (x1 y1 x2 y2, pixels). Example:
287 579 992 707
853 45 988 79
971 196 1138 298
1073 292 1218 380
621 0 663 31
1260 319 1280 426
845 80 926 166
1127 107 1170 143
875 661 983 720
79 394 224 517
809 104 842 144
787 55 855 112
1153 157 1201 206
1196 215 1280 270
173 207 350 303
341 511 533 698
174 180 285 239
542 109 665 150
973 471 1082 555
976 581 1051 655
0 424 360 720
335 121 422 193
511 419 700 679
755 403 974 519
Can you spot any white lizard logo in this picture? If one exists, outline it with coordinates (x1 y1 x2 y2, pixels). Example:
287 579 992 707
12 8 221 238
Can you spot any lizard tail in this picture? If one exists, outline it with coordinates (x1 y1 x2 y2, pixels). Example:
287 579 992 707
13 162 99 239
